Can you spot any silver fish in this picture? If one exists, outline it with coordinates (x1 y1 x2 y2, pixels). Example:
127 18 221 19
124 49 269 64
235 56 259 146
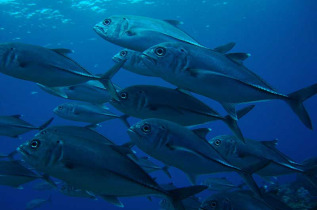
94 15 203 51
110 84 254 141
53 102 120 124
0 160 41 188
17 132 207 209
26 196 51 210
112 49 157 77
200 190 291 210
127 118 263 197
208 135 307 178
37 80 121 105
0 42 125 87
0 115 53 138
202 177 244 192
141 41 317 129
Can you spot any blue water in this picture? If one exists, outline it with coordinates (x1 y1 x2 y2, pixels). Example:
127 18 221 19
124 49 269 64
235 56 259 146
0 0 316 209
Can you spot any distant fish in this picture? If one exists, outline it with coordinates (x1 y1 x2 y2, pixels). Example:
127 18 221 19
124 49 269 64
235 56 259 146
30 91 38 95
0 160 41 188
202 177 244 192
0 42 125 87
26 196 52 210
60 183 97 199
94 15 203 51
0 115 53 138
53 102 120 124
37 80 121 105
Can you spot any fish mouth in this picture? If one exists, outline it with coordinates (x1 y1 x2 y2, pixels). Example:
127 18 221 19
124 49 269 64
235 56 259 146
17 145 30 157
141 53 157 67
112 56 122 63
93 25 107 37
127 128 142 139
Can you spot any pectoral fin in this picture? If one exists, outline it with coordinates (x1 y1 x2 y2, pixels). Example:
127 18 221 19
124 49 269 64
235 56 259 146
100 195 124 208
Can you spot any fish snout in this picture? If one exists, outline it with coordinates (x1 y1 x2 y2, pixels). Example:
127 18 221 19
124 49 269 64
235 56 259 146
141 53 157 67
93 24 107 36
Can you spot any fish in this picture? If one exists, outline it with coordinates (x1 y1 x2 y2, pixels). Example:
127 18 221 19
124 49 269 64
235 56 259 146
112 49 158 77
0 42 125 87
127 118 264 197
37 80 121 105
208 135 310 178
141 41 317 129
17 131 207 209
93 15 203 52
199 190 291 210
109 84 255 141
0 160 41 188
60 183 97 199
202 177 244 192
131 156 171 178
32 180 58 191
0 115 53 138
53 102 120 124
26 196 52 210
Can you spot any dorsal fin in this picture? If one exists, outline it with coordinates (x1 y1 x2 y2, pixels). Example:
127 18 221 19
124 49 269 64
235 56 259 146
163 19 183 27
51 48 73 55
261 139 278 148
11 114 22 119
213 42 236 54
226 53 251 65
192 128 212 139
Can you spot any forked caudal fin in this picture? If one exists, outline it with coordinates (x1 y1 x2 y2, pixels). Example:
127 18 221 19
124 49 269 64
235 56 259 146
38 117 54 130
167 185 207 210
286 83 317 129
223 105 255 142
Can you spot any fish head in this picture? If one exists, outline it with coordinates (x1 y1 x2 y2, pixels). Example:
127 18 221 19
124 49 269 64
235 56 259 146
141 42 189 75
200 193 232 210
112 49 135 64
17 135 64 170
0 42 21 73
53 103 74 118
127 119 171 153
208 135 236 156
94 15 130 44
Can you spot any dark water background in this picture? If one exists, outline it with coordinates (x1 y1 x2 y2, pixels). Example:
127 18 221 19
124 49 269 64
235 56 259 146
0 0 316 209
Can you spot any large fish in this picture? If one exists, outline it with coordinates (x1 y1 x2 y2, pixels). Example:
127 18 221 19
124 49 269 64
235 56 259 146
17 132 207 209
112 49 157 77
0 42 125 87
0 115 53 138
53 102 120 124
208 135 314 180
110 84 254 141
37 80 121 105
141 42 317 129
128 118 265 197
200 190 291 210
93 15 203 51
0 160 41 188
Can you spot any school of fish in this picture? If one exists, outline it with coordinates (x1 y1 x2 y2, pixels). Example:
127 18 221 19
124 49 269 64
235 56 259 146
0 14 316 210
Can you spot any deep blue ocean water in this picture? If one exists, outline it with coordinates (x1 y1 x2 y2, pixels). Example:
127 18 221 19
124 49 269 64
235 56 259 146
0 0 316 209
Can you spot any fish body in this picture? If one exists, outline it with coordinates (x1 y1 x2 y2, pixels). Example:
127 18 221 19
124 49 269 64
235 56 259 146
0 42 101 87
209 135 305 177
112 49 157 76
60 183 96 199
37 80 120 104
18 132 206 209
111 85 254 140
141 42 317 128
202 177 242 192
54 102 119 124
0 115 53 138
94 15 202 51
26 196 51 210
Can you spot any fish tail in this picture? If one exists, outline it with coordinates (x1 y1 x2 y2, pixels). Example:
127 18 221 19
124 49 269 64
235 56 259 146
223 105 255 142
166 185 207 210
286 83 317 129
38 117 54 130
98 60 126 101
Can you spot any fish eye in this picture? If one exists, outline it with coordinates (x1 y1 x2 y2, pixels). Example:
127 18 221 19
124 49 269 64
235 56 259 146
120 50 127 57
154 47 166 57
120 92 128 100
141 123 151 133
30 139 41 149
58 106 63 110
103 19 111 25
210 200 217 207
214 139 221 146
